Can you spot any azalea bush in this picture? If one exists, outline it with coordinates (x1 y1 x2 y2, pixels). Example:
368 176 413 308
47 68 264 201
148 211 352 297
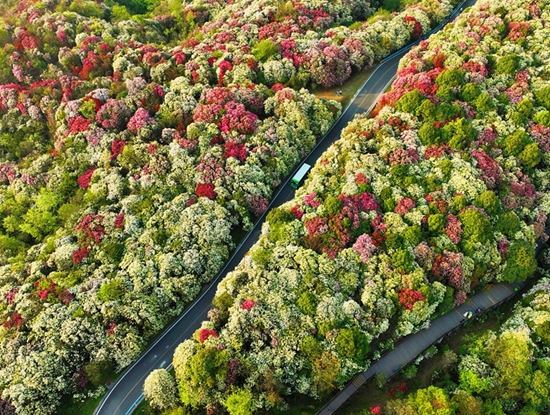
164 0 550 412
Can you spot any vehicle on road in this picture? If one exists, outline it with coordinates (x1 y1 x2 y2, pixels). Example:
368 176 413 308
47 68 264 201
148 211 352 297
291 163 312 189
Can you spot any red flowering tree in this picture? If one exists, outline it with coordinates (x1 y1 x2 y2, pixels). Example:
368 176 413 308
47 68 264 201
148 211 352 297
199 328 219 343
398 289 425 310
195 183 217 200
77 168 95 189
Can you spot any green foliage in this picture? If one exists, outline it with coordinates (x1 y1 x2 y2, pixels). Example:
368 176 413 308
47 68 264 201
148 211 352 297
459 370 491 394
300 336 322 357
428 214 445 234
97 279 125 302
482 399 505 415
395 89 426 114
474 93 495 112
516 99 533 117
403 225 422 246
518 142 541 168
474 190 500 215
381 0 402 12
19 208 58 241
311 351 341 396
503 129 530 157
391 248 415 273
69 0 105 18
84 360 114 387
495 54 520 76
252 39 278 62
402 364 418 379
419 122 441 146
495 211 520 237
459 209 493 255
79 99 97 119
406 386 456 414
224 389 254 415
460 83 482 103
114 0 158 15
250 248 273 267
266 207 295 243
297 291 318 316
324 195 343 215
435 68 465 87
442 118 477 150
180 347 230 407
436 85 455 101
335 327 370 363
274 1 297 21
501 240 536 282
110 4 132 21
534 110 550 126
535 85 550 109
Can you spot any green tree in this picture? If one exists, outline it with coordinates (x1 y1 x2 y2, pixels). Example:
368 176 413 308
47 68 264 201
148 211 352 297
407 386 456 414
97 279 125 302
495 54 520 76
143 369 179 411
224 389 254 415
460 83 482 103
396 89 426 115
252 39 278 62
436 68 465 87
501 240 537 282
335 327 370 362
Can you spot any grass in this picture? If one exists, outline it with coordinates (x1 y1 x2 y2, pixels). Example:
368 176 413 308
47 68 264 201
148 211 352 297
312 67 375 110
57 392 105 415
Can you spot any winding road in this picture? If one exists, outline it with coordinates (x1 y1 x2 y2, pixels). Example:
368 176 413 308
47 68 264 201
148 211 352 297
94 2 474 414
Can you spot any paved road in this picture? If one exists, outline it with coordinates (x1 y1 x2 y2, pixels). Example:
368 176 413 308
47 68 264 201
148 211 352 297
94 41 404 415
94 3 472 414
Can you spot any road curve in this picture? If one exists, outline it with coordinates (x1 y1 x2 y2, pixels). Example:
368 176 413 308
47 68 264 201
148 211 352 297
94 3 472 414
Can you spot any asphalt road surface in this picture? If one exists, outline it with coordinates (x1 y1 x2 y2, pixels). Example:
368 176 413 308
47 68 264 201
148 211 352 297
94 2 473 413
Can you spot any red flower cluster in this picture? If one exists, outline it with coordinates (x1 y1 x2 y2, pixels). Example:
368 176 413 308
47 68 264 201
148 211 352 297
395 197 416 215
75 214 105 244
77 168 95 189
3 312 24 329
369 406 382 415
199 328 219 343
72 246 90 264
110 139 126 160
224 141 248 162
195 182 217 200
398 289 424 310
241 299 257 310
34 278 74 304
67 116 91 135
114 214 125 229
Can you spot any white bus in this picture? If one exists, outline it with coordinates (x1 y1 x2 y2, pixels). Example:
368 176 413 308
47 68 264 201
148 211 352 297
291 163 311 189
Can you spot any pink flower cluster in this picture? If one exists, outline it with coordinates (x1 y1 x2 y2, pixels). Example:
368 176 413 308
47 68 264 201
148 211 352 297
353 234 376 263
445 214 463 244
395 197 416 215
241 299 257 310
472 150 502 189
303 192 321 208
127 108 155 133
75 214 105 244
